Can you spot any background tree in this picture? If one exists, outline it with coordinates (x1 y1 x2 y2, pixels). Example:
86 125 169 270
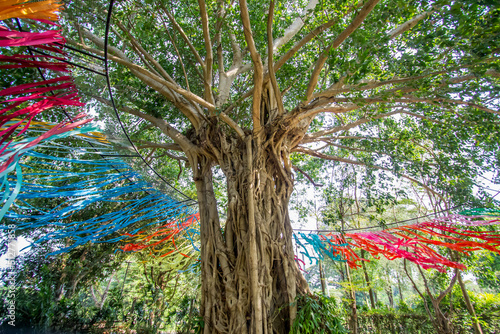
59 0 500 332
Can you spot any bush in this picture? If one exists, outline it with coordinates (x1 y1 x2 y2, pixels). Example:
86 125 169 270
291 294 346 334
357 303 433 334
448 291 500 334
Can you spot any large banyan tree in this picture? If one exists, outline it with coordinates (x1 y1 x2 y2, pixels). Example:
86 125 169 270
63 0 499 332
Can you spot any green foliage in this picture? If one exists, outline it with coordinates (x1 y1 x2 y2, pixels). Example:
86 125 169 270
0 239 200 333
290 294 346 334
357 303 434 334
475 253 500 292
443 288 500 334
355 291 500 334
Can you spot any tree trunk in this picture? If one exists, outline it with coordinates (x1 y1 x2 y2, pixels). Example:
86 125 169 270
360 250 375 309
384 267 394 308
396 271 404 304
386 287 394 308
449 251 484 334
457 271 483 334
191 130 309 334
404 259 457 334
345 262 358 334
319 259 327 295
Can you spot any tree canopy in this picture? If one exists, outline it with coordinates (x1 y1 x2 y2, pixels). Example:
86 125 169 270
65 0 499 207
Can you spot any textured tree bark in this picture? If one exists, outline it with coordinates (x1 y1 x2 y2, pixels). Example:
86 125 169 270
191 124 310 333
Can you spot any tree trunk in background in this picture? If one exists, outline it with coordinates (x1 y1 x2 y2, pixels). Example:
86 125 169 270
396 272 404 304
405 260 458 334
319 259 327 295
360 250 375 309
345 262 358 334
386 287 394 308
384 267 394 308
457 271 483 334
192 131 310 333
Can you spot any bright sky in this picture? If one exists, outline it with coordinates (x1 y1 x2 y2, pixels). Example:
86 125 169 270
0 236 30 270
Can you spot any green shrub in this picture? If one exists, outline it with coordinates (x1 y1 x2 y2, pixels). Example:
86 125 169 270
357 305 433 334
291 294 346 334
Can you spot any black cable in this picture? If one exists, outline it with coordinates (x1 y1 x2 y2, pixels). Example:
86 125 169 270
56 42 106 61
14 15 196 205
28 47 106 76
103 0 195 204
293 204 466 233
13 18 150 195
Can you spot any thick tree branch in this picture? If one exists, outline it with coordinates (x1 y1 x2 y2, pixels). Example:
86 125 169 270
274 2 361 72
91 96 199 154
239 0 264 135
274 18 338 72
388 11 434 39
215 30 243 107
267 0 284 116
228 31 243 69
158 13 191 91
159 4 205 68
219 112 246 139
198 0 215 106
231 0 321 77
404 260 434 319
290 101 359 125
67 31 211 126
272 0 319 52
436 268 459 304
115 20 176 84
305 0 381 102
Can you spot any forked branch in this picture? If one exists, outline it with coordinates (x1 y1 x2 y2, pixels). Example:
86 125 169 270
197 0 215 106
305 0 381 102
267 0 284 116
91 96 198 153
159 4 205 68
239 0 264 135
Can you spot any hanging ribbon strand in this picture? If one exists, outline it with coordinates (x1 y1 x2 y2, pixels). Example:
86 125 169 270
0 77 82 145
0 1 95 220
0 25 64 47
0 0 63 22
120 213 200 258
0 54 70 71
3 134 198 255
1 2 200 260
0 115 94 220
293 213 500 273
